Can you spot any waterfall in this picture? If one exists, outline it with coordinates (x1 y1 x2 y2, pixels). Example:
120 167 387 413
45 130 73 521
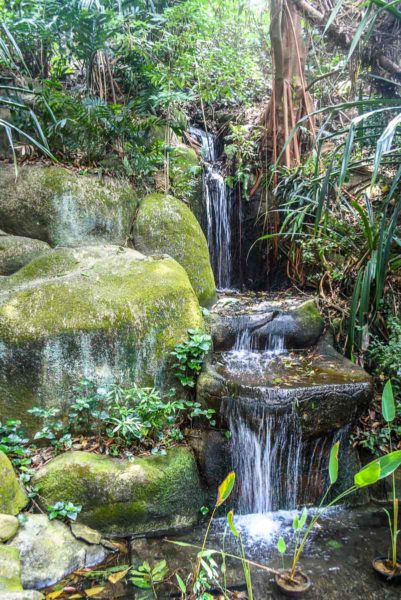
189 127 233 290
224 400 302 513
219 322 348 514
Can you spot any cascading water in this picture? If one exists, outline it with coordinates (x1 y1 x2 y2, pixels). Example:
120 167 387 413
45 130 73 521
189 127 233 289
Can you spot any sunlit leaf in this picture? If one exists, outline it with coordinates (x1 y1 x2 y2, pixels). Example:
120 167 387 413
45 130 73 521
354 460 380 487
176 574 186 594
382 380 395 423
84 586 105 597
277 536 286 554
329 441 340 485
108 568 130 584
227 509 239 538
216 471 236 507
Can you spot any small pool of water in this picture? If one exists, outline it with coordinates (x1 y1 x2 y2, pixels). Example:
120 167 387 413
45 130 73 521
45 506 400 599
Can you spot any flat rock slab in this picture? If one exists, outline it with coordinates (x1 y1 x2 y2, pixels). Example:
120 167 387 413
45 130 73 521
8 514 107 589
209 295 324 350
198 339 372 437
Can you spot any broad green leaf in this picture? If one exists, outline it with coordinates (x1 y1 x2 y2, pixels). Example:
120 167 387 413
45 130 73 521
354 460 380 487
382 380 395 423
227 509 239 538
277 536 286 554
376 450 401 480
292 514 300 531
176 574 186 594
329 441 340 485
216 471 236 507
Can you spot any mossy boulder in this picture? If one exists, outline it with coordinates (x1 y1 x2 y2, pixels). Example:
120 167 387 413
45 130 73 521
8 514 107 589
0 246 203 422
0 514 19 542
0 233 51 275
133 193 216 307
33 447 204 536
169 145 203 221
0 165 137 246
0 546 22 592
0 452 28 515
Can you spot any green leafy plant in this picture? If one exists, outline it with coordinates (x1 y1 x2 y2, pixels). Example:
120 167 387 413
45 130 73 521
47 501 82 522
226 510 253 600
276 441 401 584
28 380 215 455
171 329 212 388
130 559 168 599
381 380 400 572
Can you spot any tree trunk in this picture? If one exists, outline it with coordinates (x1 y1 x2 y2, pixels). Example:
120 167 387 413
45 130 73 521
263 0 314 170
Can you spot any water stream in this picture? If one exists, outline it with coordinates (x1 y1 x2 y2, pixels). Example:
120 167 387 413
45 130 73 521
189 127 233 290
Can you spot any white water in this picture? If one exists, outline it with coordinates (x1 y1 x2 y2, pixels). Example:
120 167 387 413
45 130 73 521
189 127 233 289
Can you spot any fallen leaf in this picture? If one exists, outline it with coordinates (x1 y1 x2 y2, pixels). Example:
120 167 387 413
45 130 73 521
84 586 105 597
46 590 63 600
108 568 130 584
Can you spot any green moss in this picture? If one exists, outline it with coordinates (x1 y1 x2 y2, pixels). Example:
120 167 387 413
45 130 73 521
133 193 216 307
0 452 28 516
0 247 203 343
0 546 22 592
0 235 51 276
0 165 137 246
169 145 203 220
33 447 204 535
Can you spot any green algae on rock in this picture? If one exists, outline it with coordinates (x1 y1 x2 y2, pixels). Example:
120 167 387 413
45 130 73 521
133 193 216 307
0 165 137 246
0 234 51 276
0 452 28 516
169 145 203 221
33 446 204 536
0 546 22 592
0 514 19 542
0 246 203 422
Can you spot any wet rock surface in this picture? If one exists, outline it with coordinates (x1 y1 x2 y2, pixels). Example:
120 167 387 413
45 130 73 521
209 294 324 350
0 165 137 246
7 514 107 589
0 545 22 592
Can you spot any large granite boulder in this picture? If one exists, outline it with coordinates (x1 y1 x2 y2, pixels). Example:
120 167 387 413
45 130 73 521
0 452 28 515
0 246 203 422
133 193 216 307
33 447 204 536
0 233 51 275
0 165 137 246
8 514 107 589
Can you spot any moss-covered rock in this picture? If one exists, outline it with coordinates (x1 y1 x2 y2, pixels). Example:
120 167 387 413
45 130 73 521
0 165 137 246
0 234 51 275
0 514 19 542
0 546 22 592
33 447 204 536
0 452 28 515
133 193 216 307
0 246 203 422
8 514 107 589
169 145 203 221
